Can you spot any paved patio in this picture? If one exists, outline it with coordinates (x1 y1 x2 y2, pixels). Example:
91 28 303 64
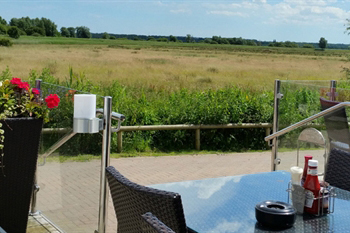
34 149 325 233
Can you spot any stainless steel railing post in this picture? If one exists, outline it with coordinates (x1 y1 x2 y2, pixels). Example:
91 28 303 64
330 80 337 101
97 96 112 233
35 79 42 92
30 79 42 216
271 80 282 171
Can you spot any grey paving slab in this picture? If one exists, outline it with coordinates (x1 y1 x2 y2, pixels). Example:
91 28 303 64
35 150 325 233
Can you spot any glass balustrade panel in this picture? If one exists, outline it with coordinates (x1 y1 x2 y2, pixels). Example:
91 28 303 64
277 80 350 183
36 82 107 232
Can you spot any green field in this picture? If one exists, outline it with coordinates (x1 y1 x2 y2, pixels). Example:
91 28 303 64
1 35 350 91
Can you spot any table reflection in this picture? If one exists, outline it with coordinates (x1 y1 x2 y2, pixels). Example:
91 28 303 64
151 171 349 233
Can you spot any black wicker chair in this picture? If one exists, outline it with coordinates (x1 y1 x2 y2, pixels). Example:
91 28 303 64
141 212 176 233
325 147 350 192
106 166 192 233
320 97 350 151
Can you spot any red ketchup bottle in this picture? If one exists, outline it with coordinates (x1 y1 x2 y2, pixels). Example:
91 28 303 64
301 155 313 186
303 159 321 215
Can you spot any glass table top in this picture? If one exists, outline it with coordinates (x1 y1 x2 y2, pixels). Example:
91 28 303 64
151 171 350 233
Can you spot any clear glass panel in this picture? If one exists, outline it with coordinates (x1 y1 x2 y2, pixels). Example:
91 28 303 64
277 80 350 178
36 82 107 232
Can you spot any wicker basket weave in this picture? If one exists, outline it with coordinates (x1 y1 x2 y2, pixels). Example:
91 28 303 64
106 166 189 233
0 118 43 233
325 147 350 192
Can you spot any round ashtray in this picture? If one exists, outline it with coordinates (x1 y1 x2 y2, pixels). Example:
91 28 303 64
255 200 296 229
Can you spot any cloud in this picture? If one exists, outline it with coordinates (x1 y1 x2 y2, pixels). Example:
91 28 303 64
197 176 242 199
204 218 255 233
207 10 248 17
153 1 191 14
205 220 242 233
170 8 191 14
202 0 350 26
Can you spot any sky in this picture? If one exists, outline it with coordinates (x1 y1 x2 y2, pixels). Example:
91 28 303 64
0 0 350 44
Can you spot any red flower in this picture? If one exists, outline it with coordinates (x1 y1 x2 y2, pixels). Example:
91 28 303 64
45 94 60 109
32 88 40 95
18 82 29 90
10 77 22 85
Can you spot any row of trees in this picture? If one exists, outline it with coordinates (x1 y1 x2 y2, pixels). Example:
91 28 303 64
94 32 332 50
202 36 259 46
0 15 341 51
61 26 91 38
0 16 91 39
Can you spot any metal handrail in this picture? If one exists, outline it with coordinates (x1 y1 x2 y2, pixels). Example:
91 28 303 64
38 110 125 165
96 108 125 122
265 101 350 141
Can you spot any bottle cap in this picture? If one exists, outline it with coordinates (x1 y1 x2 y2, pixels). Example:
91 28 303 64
290 166 303 174
308 160 318 167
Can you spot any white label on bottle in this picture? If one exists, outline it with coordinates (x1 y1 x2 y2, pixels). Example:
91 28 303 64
308 168 318 175
305 190 314 208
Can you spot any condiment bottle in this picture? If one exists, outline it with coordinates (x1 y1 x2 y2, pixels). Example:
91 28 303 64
301 155 313 186
303 159 321 215
290 166 303 185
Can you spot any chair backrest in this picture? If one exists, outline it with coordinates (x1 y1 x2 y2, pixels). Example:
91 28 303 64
106 166 188 233
320 97 350 144
325 147 350 192
141 212 176 233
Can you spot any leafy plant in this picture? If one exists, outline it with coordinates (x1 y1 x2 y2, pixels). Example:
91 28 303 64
7 26 20 39
0 77 60 164
0 38 12 47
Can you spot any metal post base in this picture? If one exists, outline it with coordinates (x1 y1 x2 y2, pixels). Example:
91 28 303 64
29 210 41 216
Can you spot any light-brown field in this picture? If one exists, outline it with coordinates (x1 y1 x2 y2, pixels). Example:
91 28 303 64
0 44 348 90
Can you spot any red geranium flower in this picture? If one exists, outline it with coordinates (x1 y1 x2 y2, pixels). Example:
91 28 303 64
45 94 60 109
18 82 30 90
10 77 22 85
32 88 40 95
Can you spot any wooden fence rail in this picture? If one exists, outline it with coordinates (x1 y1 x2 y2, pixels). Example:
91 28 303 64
42 123 272 153
114 123 272 152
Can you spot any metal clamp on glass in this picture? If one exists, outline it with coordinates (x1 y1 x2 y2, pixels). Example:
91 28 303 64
73 94 103 134
73 118 102 133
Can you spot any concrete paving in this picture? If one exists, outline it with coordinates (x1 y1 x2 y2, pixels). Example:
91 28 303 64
35 149 325 233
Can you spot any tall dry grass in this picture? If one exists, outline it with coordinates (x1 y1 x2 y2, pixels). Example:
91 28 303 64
0 44 348 91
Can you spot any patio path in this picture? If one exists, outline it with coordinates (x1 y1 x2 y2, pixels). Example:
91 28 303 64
35 150 325 233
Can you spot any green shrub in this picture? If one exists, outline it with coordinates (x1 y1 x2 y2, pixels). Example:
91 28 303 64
102 32 110 39
26 26 45 36
18 29 27 36
303 44 314 49
157 37 168 42
0 38 12 47
2 67 328 155
0 24 6 35
110 36 116 40
32 32 41 37
7 26 20 39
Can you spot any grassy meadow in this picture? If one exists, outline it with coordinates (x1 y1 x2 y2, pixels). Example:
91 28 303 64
1 36 350 154
1 36 350 91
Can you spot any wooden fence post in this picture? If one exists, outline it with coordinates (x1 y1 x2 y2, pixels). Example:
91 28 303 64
195 129 200 150
117 131 123 153
266 127 271 149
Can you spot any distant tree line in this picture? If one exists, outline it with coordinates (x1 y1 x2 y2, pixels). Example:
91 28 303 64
0 16 91 39
0 15 349 50
91 32 348 49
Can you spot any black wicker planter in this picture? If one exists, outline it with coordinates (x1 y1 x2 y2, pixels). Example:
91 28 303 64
0 118 43 233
